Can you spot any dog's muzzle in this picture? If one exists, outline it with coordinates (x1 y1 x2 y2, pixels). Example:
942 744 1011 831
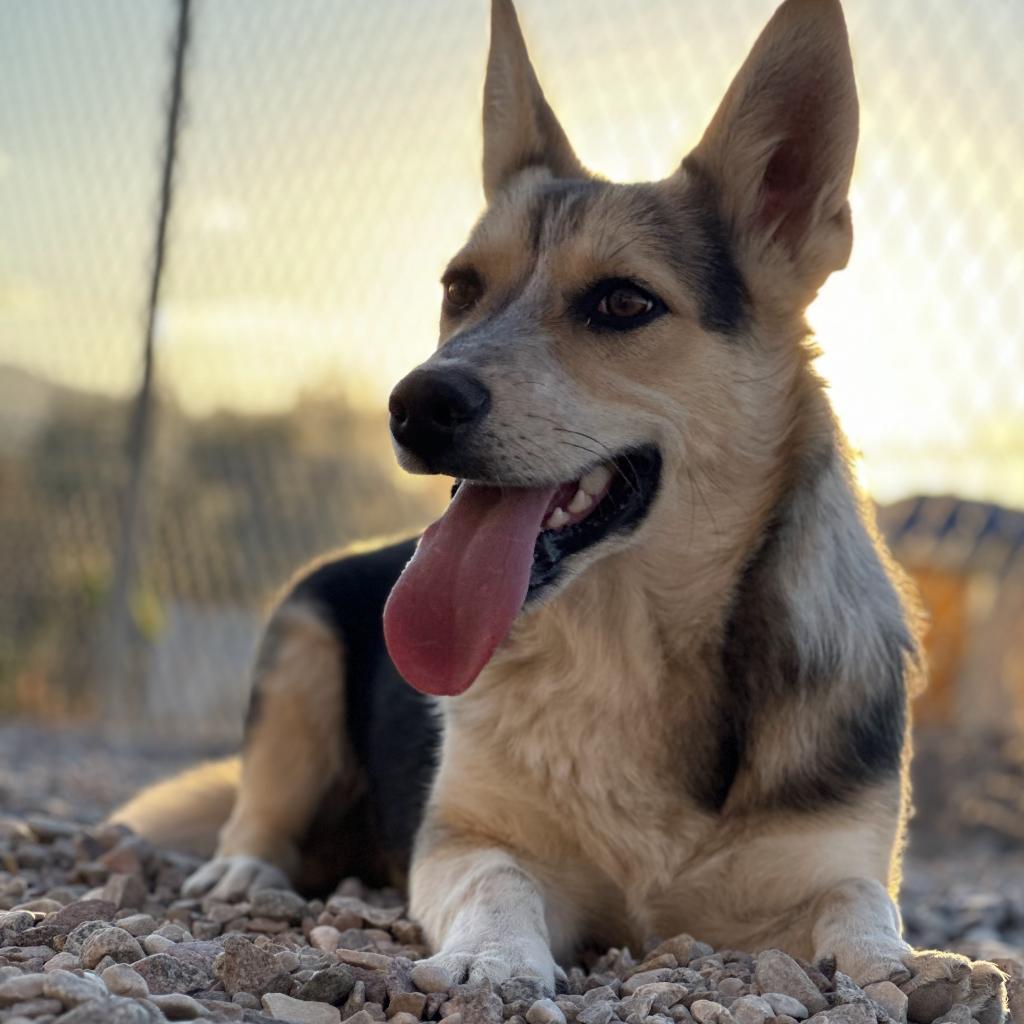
388 366 491 472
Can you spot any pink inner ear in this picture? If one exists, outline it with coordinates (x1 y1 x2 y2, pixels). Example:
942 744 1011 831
759 125 820 248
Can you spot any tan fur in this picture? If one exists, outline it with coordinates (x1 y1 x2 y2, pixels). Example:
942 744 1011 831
216 602 354 875
110 756 240 859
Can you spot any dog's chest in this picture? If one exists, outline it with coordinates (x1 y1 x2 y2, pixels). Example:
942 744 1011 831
446 644 722 888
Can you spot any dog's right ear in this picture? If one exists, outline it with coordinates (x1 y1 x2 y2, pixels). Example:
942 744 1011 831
482 0 587 202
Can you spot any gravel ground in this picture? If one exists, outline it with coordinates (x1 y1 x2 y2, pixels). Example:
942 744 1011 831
0 723 1021 1024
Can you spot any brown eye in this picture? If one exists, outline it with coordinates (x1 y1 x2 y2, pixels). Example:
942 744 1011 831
443 273 482 311
598 287 653 319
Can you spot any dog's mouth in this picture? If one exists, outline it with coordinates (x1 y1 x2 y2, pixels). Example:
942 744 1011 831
383 445 661 698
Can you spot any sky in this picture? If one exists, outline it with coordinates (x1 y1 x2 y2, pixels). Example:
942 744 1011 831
1 0 1023 505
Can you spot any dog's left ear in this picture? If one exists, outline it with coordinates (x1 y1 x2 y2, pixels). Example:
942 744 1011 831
682 0 859 304
482 0 587 202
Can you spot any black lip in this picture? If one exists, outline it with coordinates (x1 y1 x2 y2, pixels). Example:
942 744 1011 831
525 444 662 601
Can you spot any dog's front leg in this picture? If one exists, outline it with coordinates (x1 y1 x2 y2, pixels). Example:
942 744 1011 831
410 826 562 992
812 878 1007 1024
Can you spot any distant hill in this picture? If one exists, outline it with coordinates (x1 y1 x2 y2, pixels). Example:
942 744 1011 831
0 364 118 455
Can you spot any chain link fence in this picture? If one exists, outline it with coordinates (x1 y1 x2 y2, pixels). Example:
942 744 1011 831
1 0 1023 752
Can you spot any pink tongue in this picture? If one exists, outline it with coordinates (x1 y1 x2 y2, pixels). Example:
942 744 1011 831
383 482 556 696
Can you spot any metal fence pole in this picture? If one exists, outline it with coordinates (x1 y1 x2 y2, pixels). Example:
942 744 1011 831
98 0 192 726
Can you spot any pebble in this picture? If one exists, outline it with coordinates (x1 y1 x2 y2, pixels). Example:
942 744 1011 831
103 962 151 998
80 924 145 968
387 989 427 1017
728 993 774 1024
0 971 45 1004
761 992 809 1019
214 933 291 996
296 964 356 1005
754 952 827 1015
690 1000 734 1024
151 990 209 1019
250 888 310 923
133 950 214 994
527 997 568 1024
622 969 674 995
42 967 108 1006
863 980 909 1023
411 962 453 993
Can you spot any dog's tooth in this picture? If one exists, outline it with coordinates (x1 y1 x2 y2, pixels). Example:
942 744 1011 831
580 464 612 497
567 488 591 515
545 507 570 530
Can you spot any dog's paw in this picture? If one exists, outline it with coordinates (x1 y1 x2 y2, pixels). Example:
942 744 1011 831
899 951 1007 1024
845 948 1008 1024
182 854 291 901
412 940 563 994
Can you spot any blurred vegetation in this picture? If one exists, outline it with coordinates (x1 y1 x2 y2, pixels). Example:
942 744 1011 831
0 367 442 717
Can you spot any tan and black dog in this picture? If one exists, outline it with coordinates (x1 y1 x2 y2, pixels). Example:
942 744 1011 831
114 1 1008 1019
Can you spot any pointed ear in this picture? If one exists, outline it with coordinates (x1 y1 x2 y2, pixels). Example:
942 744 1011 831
684 0 859 300
482 0 587 201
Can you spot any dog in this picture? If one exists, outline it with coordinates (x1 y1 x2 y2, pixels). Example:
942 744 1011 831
112 1 1009 1020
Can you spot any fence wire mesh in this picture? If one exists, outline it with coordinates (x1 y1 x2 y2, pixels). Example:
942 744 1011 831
1 0 1022 748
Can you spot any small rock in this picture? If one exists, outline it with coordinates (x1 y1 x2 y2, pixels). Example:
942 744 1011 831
411 962 453 993
819 1006 875 1024
103 963 151 998
154 921 192 942
214 934 291 996
863 981 908 1024
310 926 343 954
101 873 149 911
134 951 215 995
118 913 159 937
233 991 262 1009
527 998 568 1024
297 965 357 1006
59 995 158 1023
250 889 309 924
4 995 65 1016
622 970 675 996
650 937 713 965
754 953 827 1015
151 991 209 1019
388 990 427 1017
729 994 774 1024
633 983 688 1013
690 1001 733 1024
347 1011 385 1024
441 984 504 1024
761 993 808 1019
390 1015 419 1024
44 951 83 972
576 1001 613 1024
144 933 177 954
80 925 145 968
336 948 394 971
41 968 108 1006
0 972 45 1005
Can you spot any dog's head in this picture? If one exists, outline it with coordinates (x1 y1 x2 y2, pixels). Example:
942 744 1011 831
384 0 859 697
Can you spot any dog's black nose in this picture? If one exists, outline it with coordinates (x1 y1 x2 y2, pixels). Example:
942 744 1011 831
389 367 491 466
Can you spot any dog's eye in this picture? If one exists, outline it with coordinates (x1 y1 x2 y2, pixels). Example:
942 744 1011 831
578 279 667 332
442 271 483 312
598 287 654 320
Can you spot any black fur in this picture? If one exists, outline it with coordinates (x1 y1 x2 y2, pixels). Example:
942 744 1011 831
702 452 910 814
288 537 440 882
